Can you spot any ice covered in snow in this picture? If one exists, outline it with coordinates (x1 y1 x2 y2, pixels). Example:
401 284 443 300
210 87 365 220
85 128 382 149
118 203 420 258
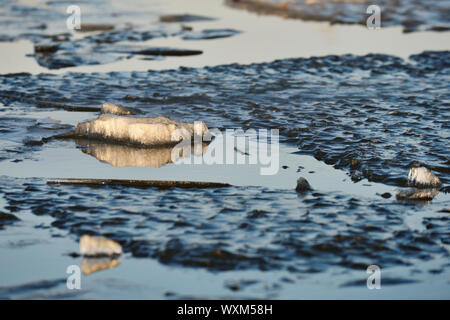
79 235 122 257
68 115 209 147
408 167 441 188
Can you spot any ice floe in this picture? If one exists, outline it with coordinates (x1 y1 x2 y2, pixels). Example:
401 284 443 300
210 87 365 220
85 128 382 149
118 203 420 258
79 235 122 257
408 167 442 188
59 115 209 147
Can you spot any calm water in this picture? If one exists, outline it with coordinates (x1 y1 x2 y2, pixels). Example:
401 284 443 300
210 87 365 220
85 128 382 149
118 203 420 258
0 0 449 299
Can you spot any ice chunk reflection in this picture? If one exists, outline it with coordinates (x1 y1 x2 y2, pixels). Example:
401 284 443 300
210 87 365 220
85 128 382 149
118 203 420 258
76 139 209 168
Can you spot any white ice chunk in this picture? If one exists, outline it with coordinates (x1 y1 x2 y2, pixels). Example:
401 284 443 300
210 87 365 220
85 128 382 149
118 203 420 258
71 115 209 147
408 167 441 188
79 235 122 257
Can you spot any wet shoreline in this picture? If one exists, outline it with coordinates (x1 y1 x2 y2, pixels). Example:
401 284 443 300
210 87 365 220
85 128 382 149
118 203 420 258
0 0 449 299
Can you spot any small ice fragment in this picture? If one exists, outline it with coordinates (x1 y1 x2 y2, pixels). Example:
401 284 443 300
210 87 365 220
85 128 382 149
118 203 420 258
36 117 61 124
23 136 43 146
101 103 140 116
408 167 441 188
79 235 122 257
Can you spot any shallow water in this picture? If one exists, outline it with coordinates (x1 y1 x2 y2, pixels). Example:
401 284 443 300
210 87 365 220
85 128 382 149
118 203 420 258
0 0 449 300
1 0 450 74
0 134 403 198
1 52 448 187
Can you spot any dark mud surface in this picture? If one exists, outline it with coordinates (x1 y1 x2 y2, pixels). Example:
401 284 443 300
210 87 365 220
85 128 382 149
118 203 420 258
1 51 449 187
0 176 448 274
226 0 450 33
